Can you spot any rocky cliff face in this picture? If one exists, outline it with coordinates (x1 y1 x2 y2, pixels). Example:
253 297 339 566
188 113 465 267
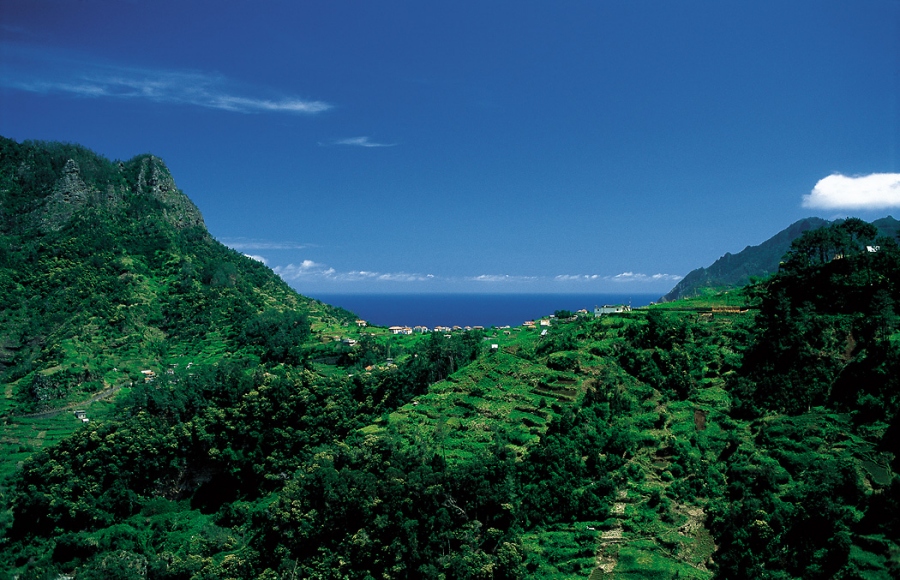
31 153 205 233
41 159 118 231
130 155 206 230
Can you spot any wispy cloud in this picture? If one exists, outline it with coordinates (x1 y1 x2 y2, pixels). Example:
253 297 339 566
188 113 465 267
469 274 539 283
803 173 900 210
0 43 330 114
554 274 603 281
554 273 682 283
273 260 331 279
273 260 432 283
222 238 312 251
244 254 268 264
608 272 683 283
269 262 681 286
324 136 397 148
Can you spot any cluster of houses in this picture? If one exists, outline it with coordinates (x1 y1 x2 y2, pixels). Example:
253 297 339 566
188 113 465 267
387 324 490 335
345 304 630 341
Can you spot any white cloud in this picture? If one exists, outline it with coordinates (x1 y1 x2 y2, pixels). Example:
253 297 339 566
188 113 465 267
609 272 682 283
469 274 539 283
262 250 683 289
244 254 268 264
803 173 900 210
209 95 329 114
0 43 331 114
273 260 329 280
554 274 602 281
273 260 431 283
378 272 432 282
326 136 396 148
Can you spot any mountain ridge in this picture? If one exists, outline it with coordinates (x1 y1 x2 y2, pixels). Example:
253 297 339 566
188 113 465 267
2 137 898 578
0 136 352 413
663 215 900 301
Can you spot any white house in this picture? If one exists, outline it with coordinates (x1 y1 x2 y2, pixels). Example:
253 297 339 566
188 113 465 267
594 304 629 317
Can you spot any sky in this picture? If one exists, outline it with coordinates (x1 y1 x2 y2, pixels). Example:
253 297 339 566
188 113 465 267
1 1 899 295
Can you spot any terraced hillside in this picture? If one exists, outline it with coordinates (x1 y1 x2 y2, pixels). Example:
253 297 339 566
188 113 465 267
1 139 897 578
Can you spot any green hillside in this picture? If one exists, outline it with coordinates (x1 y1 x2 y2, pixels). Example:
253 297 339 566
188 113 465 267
0 137 357 518
662 216 900 302
0 137 353 411
1 139 898 579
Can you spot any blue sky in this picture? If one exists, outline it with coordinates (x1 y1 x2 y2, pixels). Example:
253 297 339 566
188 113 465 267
2 1 898 295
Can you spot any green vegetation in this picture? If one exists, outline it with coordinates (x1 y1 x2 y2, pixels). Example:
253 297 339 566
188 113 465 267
1 138 898 578
662 215 900 302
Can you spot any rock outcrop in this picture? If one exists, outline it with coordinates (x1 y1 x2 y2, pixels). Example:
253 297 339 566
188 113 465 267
33 154 205 233
40 159 97 231
130 155 206 230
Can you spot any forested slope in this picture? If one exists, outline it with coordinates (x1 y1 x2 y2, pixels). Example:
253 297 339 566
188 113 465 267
0 136 352 416
1 138 898 579
661 216 900 302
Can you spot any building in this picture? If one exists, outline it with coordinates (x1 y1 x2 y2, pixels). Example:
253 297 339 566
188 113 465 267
594 304 630 317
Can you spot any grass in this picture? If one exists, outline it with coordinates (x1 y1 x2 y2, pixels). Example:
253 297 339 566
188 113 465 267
521 526 601 578
380 348 572 463
6 292 895 576
359 312 737 578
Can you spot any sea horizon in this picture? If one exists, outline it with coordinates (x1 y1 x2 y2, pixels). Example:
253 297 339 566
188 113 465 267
309 292 660 329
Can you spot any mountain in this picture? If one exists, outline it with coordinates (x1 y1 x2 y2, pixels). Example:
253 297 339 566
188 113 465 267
662 215 900 301
2 138 898 579
0 136 352 413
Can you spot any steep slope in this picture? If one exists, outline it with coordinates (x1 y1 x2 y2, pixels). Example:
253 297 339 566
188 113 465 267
6 219 898 577
661 217 829 302
0 137 352 414
663 216 900 301
2 139 898 578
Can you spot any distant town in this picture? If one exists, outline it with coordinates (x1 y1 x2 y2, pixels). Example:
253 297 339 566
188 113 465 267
347 304 632 338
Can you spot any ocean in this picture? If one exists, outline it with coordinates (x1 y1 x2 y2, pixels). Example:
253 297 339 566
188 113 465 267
309 293 659 328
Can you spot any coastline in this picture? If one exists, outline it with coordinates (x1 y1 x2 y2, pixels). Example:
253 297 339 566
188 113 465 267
308 293 658 328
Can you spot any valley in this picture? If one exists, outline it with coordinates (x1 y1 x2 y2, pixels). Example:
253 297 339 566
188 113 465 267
0 138 898 579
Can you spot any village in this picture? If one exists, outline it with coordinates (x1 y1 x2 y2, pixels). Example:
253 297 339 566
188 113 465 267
336 304 632 346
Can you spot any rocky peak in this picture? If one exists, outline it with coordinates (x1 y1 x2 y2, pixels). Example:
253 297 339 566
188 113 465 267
130 155 206 230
